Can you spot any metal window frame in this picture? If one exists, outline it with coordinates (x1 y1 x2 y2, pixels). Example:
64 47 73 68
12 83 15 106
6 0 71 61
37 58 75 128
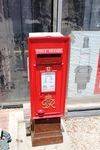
53 0 62 32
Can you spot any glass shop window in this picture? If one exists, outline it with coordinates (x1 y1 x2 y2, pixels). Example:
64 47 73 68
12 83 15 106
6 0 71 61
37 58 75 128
61 0 100 98
61 0 100 34
0 0 53 103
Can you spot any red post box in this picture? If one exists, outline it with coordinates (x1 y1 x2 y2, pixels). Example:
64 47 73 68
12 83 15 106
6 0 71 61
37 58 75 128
28 33 70 120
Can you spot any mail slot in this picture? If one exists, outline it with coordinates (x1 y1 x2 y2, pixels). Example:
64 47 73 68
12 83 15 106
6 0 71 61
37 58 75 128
28 33 70 119
36 53 62 66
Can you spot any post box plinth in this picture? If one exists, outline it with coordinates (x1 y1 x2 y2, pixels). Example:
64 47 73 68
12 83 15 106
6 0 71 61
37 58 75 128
31 117 63 146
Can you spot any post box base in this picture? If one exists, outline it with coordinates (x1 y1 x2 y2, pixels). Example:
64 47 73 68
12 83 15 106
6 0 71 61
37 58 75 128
31 117 63 146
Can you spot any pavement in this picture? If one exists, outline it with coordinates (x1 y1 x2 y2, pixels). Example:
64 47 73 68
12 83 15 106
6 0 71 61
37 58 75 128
0 108 100 150
63 115 100 150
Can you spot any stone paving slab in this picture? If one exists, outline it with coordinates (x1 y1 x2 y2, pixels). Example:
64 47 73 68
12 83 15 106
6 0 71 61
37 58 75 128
0 108 100 150
64 116 100 150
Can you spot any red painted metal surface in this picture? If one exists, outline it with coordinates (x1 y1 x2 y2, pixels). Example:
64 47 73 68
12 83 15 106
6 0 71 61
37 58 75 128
94 55 100 94
28 35 70 119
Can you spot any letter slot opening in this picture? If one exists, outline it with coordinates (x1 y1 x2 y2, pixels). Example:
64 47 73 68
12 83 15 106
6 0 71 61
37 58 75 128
36 53 62 66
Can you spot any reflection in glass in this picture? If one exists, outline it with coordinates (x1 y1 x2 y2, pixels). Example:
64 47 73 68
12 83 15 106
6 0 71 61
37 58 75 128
0 0 52 102
62 0 100 34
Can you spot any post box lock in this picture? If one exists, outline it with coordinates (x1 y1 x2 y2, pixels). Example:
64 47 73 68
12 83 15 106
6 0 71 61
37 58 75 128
28 33 70 119
37 109 45 117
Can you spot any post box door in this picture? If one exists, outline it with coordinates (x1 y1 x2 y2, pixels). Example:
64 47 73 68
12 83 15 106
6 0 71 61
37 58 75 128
28 36 70 119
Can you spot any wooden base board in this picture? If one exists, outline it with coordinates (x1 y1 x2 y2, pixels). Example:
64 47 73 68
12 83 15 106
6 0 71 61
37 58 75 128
31 117 63 146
